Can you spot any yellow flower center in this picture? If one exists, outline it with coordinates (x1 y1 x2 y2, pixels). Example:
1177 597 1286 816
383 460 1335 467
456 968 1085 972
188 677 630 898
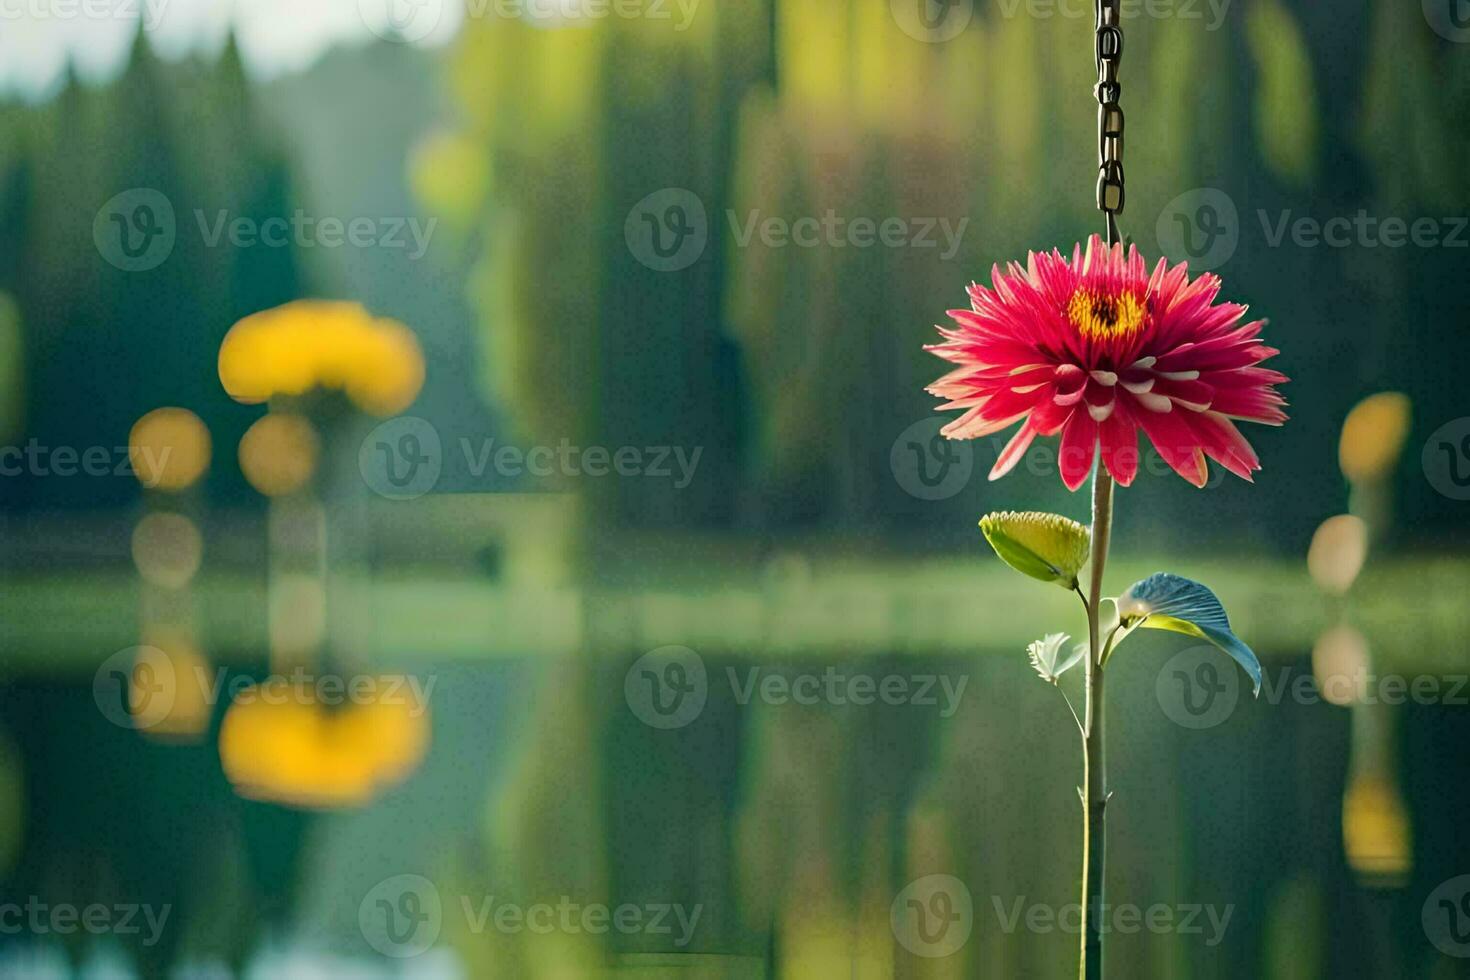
1066 288 1147 340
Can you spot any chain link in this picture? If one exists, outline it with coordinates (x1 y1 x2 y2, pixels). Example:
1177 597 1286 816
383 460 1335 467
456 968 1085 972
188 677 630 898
1094 0 1124 244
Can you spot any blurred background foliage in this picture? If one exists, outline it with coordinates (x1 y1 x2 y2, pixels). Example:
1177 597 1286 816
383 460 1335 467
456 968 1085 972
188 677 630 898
0 0 1467 977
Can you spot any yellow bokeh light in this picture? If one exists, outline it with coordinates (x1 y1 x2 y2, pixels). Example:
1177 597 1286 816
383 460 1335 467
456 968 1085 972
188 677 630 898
1306 514 1367 596
1342 772 1411 883
1339 392 1411 484
410 130 491 222
129 407 211 491
131 512 204 589
218 301 425 417
239 413 319 497
1311 625 1369 706
132 634 212 742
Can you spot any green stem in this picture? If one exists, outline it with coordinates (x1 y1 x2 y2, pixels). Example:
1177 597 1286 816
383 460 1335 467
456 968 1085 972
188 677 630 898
1080 467 1115 980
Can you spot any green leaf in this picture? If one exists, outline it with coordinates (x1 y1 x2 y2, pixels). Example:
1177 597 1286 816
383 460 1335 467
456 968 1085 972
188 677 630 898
1027 632 1084 684
979 511 1090 589
1117 573 1263 695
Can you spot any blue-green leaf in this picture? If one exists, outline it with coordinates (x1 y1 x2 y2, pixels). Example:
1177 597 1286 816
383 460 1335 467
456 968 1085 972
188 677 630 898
1117 573 1262 695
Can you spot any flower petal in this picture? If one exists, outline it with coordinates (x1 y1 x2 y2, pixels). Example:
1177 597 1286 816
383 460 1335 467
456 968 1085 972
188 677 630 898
989 419 1040 481
1099 400 1140 486
1134 407 1209 487
1058 412 1098 491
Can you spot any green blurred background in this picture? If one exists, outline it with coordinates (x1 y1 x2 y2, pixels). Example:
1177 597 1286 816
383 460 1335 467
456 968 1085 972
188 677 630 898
0 0 1469 976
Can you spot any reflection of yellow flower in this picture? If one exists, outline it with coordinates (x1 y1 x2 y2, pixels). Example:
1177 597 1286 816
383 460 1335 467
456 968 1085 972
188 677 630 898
1306 514 1367 596
218 301 425 416
1339 392 1410 484
239 413 319 497
1342 771 1410 881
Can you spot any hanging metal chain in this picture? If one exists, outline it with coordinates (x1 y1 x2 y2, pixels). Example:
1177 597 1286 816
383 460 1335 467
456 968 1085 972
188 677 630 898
1094 0 1124 245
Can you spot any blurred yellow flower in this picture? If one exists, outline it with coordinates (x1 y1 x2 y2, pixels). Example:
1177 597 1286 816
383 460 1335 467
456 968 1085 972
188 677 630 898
218 301 425 416
219 678 430 809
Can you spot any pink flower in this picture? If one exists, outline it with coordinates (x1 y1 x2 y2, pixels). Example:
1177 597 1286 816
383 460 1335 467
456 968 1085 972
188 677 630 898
926 236 1287 490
